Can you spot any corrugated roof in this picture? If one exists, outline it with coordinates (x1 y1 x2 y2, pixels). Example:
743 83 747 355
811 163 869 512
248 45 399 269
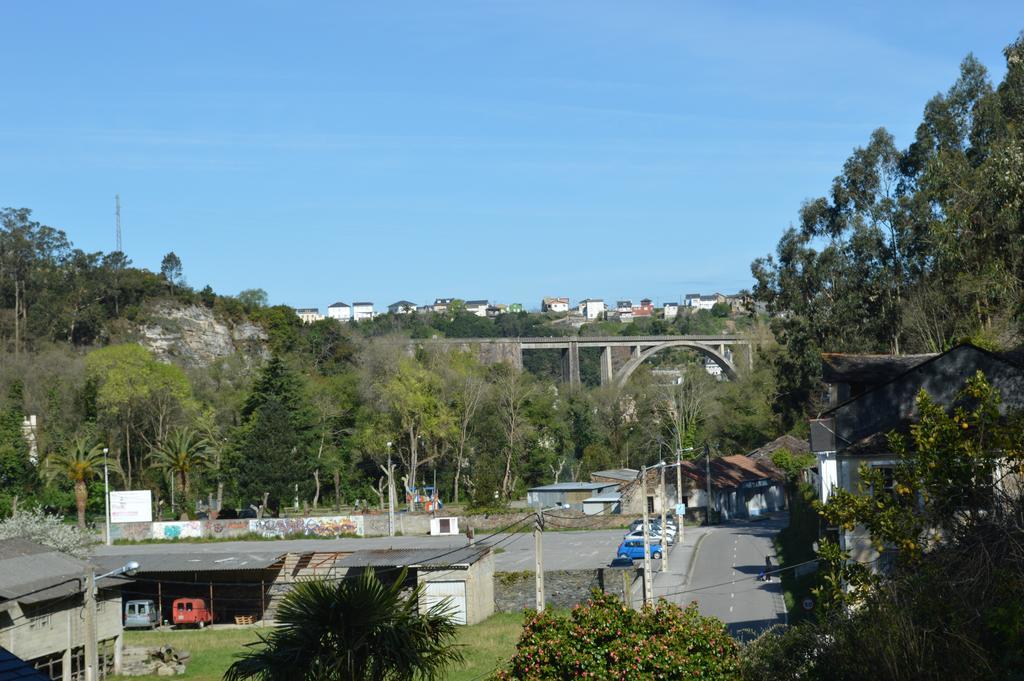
95 551 284 574
591 468 639 482
528 482 616 492
335 547 489 569
679 454 783 490
0 647 53 681
0 539 129 605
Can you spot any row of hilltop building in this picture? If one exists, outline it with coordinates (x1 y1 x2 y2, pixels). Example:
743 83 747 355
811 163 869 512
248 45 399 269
293 292 754 324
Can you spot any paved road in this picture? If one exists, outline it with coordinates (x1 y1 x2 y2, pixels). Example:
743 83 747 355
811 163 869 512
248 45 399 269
94 528 630 572
657 516 787 639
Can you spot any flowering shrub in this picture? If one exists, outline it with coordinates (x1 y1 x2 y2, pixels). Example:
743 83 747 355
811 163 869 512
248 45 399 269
496 591 740 680
0 508 95 557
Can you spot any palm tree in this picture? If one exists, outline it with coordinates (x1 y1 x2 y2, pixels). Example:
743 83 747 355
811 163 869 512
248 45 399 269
150 428 211 516
45 437 107 528
224 569 464 681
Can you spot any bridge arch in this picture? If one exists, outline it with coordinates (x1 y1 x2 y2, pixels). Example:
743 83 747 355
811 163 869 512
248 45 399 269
614 341 737 387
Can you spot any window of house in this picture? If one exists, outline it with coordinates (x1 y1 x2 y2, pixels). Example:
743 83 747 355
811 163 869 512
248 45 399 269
646 496 655 514
870 465 895 496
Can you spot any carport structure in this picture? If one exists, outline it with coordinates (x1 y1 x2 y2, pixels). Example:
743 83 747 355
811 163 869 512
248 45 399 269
97 552 284 626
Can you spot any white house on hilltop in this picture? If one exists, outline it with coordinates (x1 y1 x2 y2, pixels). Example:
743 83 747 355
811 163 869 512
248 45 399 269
465 300 489 317
578 299 606 320
542 297 570 313
295 308 324 324
388 301 417 315
327 302 351 322
663 302 679 319
352 302 374 321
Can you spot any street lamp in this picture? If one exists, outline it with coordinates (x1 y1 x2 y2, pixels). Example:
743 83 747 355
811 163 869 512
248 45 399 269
102 448 111 546
84 560 139 681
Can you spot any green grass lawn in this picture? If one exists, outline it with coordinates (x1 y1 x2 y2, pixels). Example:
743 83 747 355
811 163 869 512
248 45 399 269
115 613 524 681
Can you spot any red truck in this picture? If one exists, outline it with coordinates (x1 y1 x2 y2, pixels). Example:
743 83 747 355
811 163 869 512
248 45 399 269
172 597 213 628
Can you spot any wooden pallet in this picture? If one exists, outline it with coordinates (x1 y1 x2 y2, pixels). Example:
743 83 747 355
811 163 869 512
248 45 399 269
234 615 256 626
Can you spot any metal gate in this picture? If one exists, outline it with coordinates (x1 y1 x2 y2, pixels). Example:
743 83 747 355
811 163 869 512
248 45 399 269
421 581 467 625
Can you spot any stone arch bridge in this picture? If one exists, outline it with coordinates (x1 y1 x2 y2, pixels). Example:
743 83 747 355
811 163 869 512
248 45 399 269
409 335 751 387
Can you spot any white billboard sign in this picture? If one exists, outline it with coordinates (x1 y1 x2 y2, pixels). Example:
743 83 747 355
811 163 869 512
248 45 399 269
109 490 153 523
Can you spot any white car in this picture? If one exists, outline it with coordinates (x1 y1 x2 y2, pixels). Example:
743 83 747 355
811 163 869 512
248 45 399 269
623 529 675 546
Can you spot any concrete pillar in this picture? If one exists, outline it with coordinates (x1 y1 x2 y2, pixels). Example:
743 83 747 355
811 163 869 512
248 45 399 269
114 634 123 675
560 342 581 386
599 346 614 386
61 646 71 681
631 345 641 359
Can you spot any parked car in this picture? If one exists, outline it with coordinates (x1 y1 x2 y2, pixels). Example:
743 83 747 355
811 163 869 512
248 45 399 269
629 517 678 534
616 538 662 561
623 529 675 545
123 599 158 630
171 597 213 628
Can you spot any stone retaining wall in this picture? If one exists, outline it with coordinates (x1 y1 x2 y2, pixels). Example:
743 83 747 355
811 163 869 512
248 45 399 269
494 568 640 613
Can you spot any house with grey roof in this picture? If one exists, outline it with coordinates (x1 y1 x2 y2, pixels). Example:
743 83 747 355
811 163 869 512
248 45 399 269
526 482 620 511
0 539 127 681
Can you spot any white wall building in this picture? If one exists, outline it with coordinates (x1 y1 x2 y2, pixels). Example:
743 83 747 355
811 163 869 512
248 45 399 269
295 308 324 324
542 297 570 313
388 300 417 314
352 302 375 321
327 302 351 322
663 302 679 319
578 299 606 320
465 300 489 317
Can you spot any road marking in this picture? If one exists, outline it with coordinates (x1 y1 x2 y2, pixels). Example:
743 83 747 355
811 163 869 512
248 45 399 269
731 593 734 599
729 605 734 613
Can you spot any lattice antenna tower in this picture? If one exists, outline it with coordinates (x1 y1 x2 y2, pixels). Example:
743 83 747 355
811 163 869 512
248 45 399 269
115 194 123 253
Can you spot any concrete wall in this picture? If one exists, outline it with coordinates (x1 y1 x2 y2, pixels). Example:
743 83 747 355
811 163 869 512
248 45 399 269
494 568 640 612
109 515 365 541
0 590 122 680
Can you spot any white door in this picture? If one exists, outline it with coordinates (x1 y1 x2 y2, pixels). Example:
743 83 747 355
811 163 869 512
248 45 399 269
422 581 467 625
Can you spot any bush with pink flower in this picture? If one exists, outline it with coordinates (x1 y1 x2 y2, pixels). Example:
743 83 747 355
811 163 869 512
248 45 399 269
495 591 739 680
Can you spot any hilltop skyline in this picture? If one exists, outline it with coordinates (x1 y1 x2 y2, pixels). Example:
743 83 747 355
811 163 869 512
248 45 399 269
2 2 1021 309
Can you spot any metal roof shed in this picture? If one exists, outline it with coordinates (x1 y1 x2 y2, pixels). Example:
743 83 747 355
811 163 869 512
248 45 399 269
335 547 494 626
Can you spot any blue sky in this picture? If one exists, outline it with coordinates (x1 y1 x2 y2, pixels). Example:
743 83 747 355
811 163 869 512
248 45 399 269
2 2 1021 311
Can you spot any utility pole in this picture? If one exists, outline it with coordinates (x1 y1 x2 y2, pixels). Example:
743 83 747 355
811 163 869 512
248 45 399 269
705 441 713 526
534 510 545 612
641 465 653 606
676 448 684 542
103 448 111 546
659 463 668 572
386 442 395 537
84 569 98 681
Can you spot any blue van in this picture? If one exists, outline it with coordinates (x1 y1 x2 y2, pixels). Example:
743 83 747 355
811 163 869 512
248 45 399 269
616 538 662 561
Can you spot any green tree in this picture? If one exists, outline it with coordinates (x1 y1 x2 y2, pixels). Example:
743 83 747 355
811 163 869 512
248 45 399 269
230 355 315 510
160 251 184 288
150 428 212 518
223 570 463 681
498 592 740 680
85 344 193 486
44 436 107 528
237 288 269 309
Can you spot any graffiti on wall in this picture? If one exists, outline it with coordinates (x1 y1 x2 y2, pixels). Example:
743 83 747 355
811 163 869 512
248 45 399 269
110 522 152 541
153 521 203 539
304 516 363 537
208 519 250 536
249 516 364 538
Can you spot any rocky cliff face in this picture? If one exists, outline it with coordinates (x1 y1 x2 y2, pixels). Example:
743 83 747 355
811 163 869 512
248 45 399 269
136 303 269 367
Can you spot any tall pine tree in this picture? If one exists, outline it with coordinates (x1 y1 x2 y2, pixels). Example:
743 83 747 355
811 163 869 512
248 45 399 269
230 355 315 511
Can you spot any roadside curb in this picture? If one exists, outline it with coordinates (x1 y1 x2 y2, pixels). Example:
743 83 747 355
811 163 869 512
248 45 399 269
683 529 710 586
